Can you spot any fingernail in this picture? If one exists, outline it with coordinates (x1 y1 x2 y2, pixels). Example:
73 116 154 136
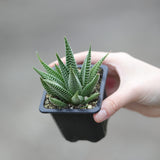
95 109 107 123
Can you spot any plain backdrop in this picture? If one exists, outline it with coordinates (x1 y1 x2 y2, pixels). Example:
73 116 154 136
0 0 160 160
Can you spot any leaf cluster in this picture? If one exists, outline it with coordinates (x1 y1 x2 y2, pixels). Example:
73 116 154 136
34 37 108 108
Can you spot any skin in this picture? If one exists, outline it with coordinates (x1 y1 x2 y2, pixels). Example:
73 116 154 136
49 52 160 123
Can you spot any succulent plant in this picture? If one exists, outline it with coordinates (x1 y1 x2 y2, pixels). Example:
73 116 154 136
34 37 108 108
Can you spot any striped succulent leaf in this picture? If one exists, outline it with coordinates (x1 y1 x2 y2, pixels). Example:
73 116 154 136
80 46 91 87
54 64 62 75
89 53 109 81
37 54 64 82
44 79 72 102
40 78 57 96
33 68 65 88
64 37 79 78
56 53 69 88
81 74 100 96
68 67 82 94
49 96 67 107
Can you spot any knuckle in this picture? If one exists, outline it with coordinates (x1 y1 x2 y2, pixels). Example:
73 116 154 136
108 98 118 113
103 98 119 116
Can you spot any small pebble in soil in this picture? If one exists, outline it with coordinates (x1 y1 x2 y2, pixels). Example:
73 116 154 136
88 105 93 109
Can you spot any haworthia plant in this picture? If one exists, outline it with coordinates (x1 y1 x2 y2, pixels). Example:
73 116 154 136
34 37 108 107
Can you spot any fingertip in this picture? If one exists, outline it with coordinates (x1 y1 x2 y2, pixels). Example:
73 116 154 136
93 109 108 123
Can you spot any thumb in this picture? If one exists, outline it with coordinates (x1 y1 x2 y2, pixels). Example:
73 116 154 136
93 88 135 123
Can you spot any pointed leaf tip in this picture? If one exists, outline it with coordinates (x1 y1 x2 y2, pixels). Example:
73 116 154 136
64 37 79 78
64 36 67 41
36 53 42 62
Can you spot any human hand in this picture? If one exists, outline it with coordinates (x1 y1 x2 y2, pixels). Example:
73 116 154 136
49 52 160 123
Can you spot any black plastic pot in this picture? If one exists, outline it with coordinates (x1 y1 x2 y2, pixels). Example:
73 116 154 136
39 65 108 142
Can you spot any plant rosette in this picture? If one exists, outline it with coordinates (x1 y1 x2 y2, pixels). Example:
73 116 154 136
34 37 109 142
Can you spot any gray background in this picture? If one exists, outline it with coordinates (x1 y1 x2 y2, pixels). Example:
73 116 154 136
0 0 160 160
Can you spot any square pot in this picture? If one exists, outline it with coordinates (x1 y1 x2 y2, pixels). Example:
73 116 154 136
39 65 108 142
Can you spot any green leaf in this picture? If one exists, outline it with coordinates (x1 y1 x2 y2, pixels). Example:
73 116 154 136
40 78 56 96
89 53 108 81
68 67 82 94
84 92 99 104
37 53 64 82
71 91 84 105
49 96 67 107
64 37 79 77
33 67 65 88
81 74 100 96
56 53 69 88
80 46 91 86
55 64 62 75
43 79 72 102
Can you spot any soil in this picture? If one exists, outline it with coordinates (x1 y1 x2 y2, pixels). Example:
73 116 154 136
44 68 103 110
